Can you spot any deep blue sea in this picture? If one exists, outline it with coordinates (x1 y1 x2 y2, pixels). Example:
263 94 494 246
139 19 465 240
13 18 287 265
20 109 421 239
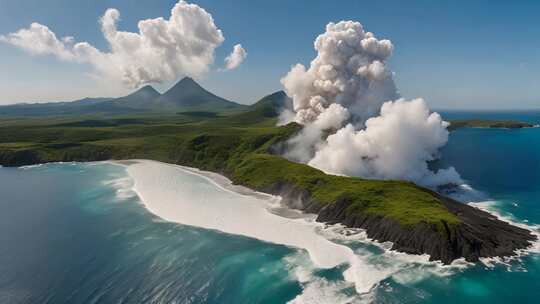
0 111 539 303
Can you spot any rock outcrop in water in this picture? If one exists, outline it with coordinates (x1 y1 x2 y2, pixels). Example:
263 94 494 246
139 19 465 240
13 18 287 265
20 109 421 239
263 182 536 264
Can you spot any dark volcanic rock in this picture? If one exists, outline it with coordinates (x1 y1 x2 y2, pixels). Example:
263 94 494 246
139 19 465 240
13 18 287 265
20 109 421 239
261 182 536 264
0 149 41 167
262 182 321 213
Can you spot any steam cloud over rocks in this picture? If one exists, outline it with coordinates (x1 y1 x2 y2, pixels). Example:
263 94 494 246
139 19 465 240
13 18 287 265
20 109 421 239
310 99 461 187
0 1 245 88
281 21 461 187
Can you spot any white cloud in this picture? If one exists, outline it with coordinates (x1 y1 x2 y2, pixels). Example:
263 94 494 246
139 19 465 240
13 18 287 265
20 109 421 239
224 44 247 70
0 23 75 60
283 103 350 163
0 1 227 88
280 21 461 187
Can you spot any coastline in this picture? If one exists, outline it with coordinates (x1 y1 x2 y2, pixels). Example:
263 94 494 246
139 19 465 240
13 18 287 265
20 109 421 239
114 159 540 296
122 160 354 267
120 159 388 294
116 159 539 260
5 159 539 296
114 159 471 294
448 119 539 130
456 124 540 130
7 157 538 264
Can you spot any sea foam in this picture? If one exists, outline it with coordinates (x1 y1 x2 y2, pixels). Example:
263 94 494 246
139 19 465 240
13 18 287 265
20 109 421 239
126 160 399 292
446 184 540 267
126 161 353 268
124 160 471 295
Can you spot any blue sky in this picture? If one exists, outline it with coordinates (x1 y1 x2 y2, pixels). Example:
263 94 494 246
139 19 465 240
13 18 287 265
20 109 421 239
0 0 539 109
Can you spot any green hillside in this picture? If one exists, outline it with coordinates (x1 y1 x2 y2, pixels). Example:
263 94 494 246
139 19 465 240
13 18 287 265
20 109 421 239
111 85 161 109
154 77 245 111
218 90 291 127
0 105 459 230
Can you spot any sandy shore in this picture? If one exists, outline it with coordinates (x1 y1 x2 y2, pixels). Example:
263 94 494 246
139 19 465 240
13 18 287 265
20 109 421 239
120 159 426 293
123 160 352 265
117 159 534 294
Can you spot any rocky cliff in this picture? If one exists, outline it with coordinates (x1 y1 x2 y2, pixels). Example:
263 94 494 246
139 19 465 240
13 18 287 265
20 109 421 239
263 182 536 264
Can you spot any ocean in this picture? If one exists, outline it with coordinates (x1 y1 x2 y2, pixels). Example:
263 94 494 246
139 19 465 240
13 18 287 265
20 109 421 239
0 110 539 303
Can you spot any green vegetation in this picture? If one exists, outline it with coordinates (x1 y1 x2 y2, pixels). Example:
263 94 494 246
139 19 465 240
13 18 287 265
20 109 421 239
177 111 221 118
0 98 459 231
0 85 460 231
448 119 535 130
232 154 459 229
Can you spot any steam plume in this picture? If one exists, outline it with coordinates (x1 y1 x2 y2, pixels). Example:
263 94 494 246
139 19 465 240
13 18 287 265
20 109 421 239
280 21 461 187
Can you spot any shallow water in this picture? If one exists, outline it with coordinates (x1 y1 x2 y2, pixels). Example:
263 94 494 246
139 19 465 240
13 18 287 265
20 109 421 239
0 111 539 303
0 163 302 303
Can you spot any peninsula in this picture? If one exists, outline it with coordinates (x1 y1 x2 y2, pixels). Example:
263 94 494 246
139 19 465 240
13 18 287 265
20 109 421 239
448 119 536 130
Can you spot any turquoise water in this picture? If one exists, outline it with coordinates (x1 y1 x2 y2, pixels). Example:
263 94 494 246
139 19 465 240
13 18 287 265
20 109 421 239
0 164 301 303
0 111 539 303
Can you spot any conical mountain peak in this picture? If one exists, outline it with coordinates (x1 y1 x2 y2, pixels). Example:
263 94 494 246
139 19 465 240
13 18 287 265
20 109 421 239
164 77 204 95
136 85 160 95
157 77 244 110
111 84 161 108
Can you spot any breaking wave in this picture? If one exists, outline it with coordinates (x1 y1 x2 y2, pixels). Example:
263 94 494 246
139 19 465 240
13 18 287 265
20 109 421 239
122 160 489 300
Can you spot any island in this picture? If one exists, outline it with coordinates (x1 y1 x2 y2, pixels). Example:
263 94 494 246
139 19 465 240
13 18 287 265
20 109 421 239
448 119 537 130
0 78 536 264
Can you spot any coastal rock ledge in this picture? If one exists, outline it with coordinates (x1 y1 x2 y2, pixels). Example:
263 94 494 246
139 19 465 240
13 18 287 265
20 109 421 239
266 182 537 264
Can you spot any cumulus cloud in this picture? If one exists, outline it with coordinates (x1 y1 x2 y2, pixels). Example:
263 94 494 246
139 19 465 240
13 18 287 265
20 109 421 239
0 23 75 60
0 1 230 88
280 21 461 187
224 44 247 70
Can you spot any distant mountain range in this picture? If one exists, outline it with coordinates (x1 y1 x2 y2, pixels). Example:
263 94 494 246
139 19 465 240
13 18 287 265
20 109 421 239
0 77 253 117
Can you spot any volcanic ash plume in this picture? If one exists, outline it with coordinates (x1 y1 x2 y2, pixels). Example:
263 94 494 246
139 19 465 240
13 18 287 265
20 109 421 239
282 21 398 126
280 21 461 187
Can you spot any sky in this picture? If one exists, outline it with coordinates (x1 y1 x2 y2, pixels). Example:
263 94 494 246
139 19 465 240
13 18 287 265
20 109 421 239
0 0 539 109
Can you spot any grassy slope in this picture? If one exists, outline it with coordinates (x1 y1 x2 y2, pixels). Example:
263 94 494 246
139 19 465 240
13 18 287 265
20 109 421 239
232 154 459 228
0 109 459 230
